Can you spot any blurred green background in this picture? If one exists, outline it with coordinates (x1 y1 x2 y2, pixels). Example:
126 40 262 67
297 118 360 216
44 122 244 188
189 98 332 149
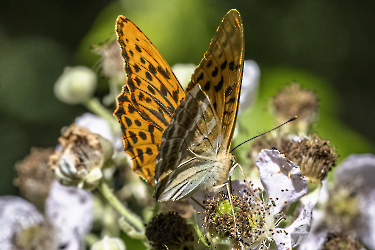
1 0 375 195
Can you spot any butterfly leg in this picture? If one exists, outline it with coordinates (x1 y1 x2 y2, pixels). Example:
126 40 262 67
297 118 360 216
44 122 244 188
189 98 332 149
229 163 261 202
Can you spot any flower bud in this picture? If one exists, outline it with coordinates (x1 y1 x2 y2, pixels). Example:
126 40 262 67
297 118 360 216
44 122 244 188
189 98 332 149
91 236 126 250
54 66 97 104
272 83 318 135
49 124 114 190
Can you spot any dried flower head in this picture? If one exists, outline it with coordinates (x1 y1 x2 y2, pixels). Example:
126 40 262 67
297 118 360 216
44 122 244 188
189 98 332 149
250 134 338 184
145 212 194 250
282 134 339 183
92 40 124 79
49 124 114 190
323 232 364 250
14 147 55 211
272 83 318 134
91 40 126 106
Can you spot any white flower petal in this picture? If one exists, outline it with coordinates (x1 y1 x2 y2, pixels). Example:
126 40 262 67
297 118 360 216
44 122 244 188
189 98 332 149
273 203 313 249
0 196 44 249
239 60 259 115
286 202 313 246
75 113 114 143
45 180 93 249
334 154 375 249
357 189 375 249
273 232 292 250
297 208 327 250
256 149 308 213
336 154 375 190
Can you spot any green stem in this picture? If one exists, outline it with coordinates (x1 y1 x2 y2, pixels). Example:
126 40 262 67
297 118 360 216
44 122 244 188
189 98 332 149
84 98 120 134
98 181 145 234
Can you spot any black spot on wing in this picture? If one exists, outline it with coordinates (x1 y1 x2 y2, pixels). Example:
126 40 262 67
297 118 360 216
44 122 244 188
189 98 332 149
145 72 153 81
225 85 234 98
197 72 204 82
204 81 211 91
172 90 179 103
135 119 142 126
206 59 212 68
212 67 218 77
214 76 224 92
146 147 153 155
139 131 147 140
158 66 171 79
133 64 140 72
149 63 156 74
127 78 136 91
148 125 156 144
134 77 141 85
147 85 156 95
160 84 168 97
128 131 137 144
128 104 136 114
125 117 132 127
136 148 144 163
229 60 235 71
221 60 227 70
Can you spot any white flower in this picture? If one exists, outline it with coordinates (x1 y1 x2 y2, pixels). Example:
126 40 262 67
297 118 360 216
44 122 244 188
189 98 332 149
0 180 93 250
239 60 260 115
195 149 312 250
45 180 93 249
299 154 375 250
0 196 44 249
251 149 311 249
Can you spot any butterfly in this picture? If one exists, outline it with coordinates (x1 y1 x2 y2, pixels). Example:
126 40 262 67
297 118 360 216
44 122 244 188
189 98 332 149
114 9 244 201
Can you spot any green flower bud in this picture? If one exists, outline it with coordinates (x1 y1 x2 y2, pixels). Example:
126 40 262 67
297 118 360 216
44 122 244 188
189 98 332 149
54 66 97 104
91 236 126 250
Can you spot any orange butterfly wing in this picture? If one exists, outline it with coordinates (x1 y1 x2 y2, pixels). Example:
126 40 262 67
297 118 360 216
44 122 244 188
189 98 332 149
187 9 244 147
114 16 185 184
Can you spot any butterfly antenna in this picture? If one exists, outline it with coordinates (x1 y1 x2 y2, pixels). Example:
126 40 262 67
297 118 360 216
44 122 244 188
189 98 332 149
230 116 297 153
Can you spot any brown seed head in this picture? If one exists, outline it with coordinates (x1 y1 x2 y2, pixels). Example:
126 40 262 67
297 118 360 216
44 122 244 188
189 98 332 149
14 148 55 211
